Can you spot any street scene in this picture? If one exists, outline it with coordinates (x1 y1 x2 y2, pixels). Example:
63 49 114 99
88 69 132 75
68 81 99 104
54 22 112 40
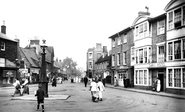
0 81 185 112
2 0 185 112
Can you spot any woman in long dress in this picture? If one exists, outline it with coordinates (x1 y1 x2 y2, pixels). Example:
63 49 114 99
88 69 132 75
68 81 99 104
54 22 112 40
156 78 161 93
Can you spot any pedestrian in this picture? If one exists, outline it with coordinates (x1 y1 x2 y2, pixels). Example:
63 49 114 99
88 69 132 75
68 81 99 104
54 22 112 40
12 78 21 97
97 78 105 101
90 78 98 102
84 76 88 87
156 77 161 93
35 84 45 112
102 78 106 87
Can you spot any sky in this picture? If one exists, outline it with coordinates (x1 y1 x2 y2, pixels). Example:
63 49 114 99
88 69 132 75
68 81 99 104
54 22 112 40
0 0 170 70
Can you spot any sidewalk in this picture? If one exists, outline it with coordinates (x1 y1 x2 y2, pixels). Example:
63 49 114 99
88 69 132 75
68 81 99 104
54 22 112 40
105 84 185 100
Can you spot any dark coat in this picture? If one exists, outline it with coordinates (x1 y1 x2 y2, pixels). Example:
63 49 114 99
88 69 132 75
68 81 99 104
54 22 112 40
35 88 45 100
84 77 88 83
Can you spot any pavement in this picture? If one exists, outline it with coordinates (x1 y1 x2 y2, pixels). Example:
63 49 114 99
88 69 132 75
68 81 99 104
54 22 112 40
105 84 185 100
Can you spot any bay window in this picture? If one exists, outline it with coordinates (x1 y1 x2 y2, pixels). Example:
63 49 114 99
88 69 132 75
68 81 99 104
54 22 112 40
135 47 151 64
167 38 185 61
167 5 185 30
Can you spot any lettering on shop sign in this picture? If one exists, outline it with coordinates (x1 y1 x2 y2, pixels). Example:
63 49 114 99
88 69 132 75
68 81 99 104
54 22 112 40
149 62 165 67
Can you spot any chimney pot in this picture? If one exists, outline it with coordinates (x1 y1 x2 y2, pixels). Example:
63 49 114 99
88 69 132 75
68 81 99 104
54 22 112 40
1 20 6 34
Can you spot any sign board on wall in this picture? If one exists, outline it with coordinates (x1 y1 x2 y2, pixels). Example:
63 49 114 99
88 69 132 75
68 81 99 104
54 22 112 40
3 70 16 77
0 58 5 67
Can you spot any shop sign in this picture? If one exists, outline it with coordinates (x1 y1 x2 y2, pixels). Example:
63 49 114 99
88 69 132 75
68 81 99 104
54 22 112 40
0 58 5 67
3 70 15 77
149 62 165 68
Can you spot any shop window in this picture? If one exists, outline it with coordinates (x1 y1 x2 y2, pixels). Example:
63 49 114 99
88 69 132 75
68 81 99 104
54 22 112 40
183 68 185 88
174 68 181 87
168 69 172 87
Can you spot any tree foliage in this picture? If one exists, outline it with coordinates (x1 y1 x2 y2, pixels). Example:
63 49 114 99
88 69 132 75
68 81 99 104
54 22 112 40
61 57 82 77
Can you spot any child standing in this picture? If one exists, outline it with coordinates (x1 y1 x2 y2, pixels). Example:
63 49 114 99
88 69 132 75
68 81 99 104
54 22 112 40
35 84 45 112
97 79 105 101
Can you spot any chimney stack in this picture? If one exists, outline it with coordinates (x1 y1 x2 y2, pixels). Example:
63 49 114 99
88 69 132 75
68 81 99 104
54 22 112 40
1 20 6 34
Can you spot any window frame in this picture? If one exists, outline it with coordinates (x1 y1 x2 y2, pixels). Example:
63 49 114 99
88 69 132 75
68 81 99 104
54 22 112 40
0 42 5 51
157 19 165 35
167 67 185 89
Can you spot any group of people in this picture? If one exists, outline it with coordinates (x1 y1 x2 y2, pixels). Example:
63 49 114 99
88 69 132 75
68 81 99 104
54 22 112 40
85 77 105 102
12 78 29 97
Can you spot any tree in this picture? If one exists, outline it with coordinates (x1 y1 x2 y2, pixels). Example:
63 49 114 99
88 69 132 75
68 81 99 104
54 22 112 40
61 57 78 78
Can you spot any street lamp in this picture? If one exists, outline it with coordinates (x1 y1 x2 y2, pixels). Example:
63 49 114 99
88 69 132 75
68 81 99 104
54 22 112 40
40 39 49 97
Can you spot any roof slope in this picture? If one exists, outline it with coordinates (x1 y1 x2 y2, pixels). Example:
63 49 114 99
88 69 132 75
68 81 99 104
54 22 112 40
20 48 40 68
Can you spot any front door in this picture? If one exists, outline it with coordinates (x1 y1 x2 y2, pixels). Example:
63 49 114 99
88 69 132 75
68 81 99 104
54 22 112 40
158 71 164 92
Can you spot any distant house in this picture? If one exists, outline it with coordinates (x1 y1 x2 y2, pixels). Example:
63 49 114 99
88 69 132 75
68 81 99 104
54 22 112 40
26 39 55 81
18 47 40 83
95 51 111 84
86 43 103 78
0 23 19 85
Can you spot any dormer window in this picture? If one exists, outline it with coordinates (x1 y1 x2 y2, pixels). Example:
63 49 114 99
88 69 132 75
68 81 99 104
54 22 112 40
0 42 5 51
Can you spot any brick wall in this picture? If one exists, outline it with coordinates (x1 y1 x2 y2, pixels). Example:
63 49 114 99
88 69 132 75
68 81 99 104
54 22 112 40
0 38 18 62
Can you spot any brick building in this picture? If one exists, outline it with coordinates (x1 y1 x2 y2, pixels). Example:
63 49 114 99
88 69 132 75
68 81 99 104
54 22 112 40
0 23 19 85
109 27 134 87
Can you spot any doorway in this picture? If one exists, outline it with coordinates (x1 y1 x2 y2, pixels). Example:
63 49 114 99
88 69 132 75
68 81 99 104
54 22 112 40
158 70 164 92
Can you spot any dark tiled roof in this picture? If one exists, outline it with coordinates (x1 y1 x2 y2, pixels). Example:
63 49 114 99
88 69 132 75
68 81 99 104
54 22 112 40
95 54 111 64
20 48 40 68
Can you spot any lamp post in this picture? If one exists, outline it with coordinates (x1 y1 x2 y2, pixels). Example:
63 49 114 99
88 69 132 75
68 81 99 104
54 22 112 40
40 39 49 97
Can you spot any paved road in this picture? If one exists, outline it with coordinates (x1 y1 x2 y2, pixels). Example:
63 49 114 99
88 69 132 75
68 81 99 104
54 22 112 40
0 81 185 112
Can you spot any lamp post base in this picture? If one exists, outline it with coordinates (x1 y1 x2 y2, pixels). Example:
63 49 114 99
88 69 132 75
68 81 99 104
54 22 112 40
39 82 49 97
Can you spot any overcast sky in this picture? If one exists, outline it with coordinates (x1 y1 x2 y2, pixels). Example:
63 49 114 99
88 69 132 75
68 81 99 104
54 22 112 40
0 0 170 70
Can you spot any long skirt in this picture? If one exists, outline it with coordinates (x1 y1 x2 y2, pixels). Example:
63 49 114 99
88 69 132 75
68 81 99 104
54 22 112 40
157 84 161 92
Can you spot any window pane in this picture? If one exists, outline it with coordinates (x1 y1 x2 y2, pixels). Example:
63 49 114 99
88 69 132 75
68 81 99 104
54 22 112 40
174 68 181 87
183 39 185 58
174 40 181 59
144 48 147 63
168 42 173 60
168 12 173 30
139 70 143 84
144 70 147 84
168 69 172 87
183 68 185 88
136 70 138 84
139 49 143 63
